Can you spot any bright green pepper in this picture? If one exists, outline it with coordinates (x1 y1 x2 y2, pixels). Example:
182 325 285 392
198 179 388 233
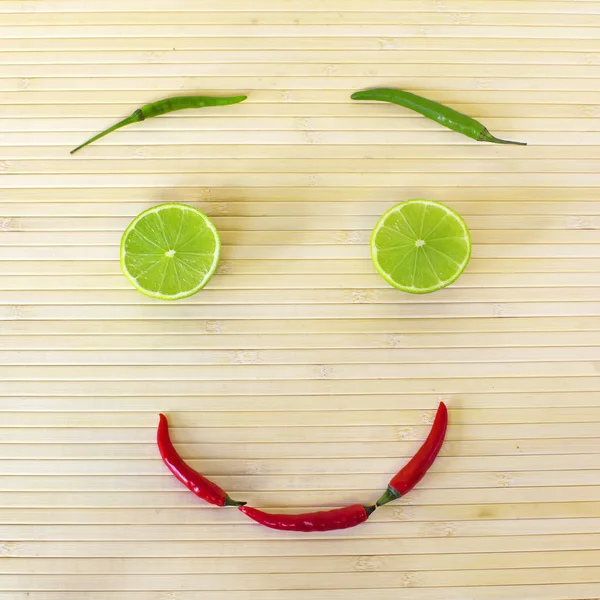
351 88 526 146
70 94 247 154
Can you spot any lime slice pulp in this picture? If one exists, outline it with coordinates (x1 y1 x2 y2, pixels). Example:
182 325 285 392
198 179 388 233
120 203 220 300
371 199 471 294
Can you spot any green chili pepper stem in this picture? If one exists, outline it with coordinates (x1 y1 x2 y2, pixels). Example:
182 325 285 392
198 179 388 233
375 486 401 507
478 128 527 146
70 114 140 155
70 94 248 154
363 504 377 517
224 495 247 507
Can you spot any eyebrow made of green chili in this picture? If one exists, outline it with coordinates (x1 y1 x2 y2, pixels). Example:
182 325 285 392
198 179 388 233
70 94 248 154
351 88 526 146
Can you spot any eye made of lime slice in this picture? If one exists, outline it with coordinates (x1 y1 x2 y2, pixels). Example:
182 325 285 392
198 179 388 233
120 203 220 301
371 199 471 294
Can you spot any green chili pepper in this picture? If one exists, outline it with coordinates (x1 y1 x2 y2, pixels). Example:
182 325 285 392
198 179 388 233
70 94 248 154
351 88 526 146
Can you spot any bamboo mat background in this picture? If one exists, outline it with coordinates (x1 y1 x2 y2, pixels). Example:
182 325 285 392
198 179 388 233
1 1 600 598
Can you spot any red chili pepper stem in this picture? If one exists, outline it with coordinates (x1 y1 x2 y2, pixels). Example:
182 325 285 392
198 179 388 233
363 504 376 517
376 402 448 507
224 495 246 507
375 486 401 507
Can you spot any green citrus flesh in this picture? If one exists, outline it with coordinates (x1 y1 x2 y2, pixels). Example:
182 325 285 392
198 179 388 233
371 199 471 294
120 203 220 300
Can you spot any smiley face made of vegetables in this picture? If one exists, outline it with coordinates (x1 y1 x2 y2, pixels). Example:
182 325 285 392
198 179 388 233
70 90 509 533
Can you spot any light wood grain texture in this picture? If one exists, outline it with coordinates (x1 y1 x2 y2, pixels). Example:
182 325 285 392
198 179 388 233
1 0 599 598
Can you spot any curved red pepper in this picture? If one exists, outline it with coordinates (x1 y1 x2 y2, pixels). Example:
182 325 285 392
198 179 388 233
376 401 448 506
157 413 245 507
239 504 375 532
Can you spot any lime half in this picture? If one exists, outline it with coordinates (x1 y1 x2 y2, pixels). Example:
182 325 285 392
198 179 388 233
120 203 220 300
371 199 471 294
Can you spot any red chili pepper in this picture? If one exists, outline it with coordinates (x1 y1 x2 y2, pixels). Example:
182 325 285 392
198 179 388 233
157 413 245 507
376 402 448 506
239 504 375 532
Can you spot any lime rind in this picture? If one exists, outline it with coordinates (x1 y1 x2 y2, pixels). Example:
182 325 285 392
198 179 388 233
371 199 471 294
120 203 221 301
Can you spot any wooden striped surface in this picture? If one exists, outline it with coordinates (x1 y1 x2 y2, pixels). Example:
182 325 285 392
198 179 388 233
1 1 600 598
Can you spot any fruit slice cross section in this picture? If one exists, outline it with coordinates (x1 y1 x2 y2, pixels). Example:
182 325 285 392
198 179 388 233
120 203 220 301
371 199 471 294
